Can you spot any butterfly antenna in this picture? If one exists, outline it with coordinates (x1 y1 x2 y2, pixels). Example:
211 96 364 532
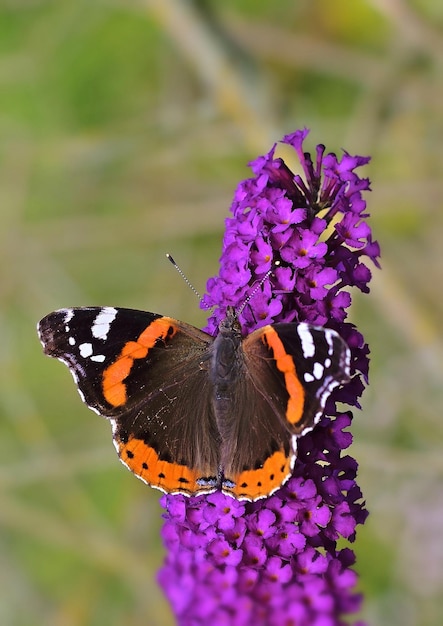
237 261 280 316
166 253 209 307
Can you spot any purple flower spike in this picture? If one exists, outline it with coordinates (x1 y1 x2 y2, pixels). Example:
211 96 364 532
159 129 378 625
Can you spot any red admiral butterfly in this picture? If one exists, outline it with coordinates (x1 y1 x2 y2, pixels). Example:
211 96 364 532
38 306 350 500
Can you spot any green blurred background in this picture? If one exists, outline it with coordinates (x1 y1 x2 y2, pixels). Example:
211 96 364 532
1 1 442 624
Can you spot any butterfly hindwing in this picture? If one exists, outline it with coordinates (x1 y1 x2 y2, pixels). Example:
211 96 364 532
218 366 295 500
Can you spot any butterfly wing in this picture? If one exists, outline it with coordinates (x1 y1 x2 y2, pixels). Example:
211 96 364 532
248 322 351 434
220 322 350 500
38 307 221 496
218 372 295 500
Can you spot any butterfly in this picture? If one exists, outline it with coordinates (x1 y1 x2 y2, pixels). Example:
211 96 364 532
38 305 350 500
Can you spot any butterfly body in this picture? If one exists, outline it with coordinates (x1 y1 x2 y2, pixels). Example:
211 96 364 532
38 306 350 501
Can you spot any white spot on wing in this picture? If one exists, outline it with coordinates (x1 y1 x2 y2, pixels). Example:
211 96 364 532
297 324 315 358
325 328 335 356
313 361 324 380
92 307 118 340
90 354 105 363
68 337 76 346
63 309 74 332
64 309 74 324
290 436 298 469
79 342 93 358
304 372 314 383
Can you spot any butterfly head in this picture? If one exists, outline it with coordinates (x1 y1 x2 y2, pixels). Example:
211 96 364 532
218 306 242 338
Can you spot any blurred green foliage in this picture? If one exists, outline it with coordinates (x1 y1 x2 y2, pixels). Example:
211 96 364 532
1 1 443 625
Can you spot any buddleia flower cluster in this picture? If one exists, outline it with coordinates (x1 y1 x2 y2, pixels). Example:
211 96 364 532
158 128 379 626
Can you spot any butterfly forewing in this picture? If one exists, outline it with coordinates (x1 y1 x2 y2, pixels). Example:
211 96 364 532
246 322 351 435
38 307 221 494
38 307 166 415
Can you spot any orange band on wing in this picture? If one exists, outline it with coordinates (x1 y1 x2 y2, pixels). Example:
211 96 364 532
223 449 292 500
262 327 305 426
102 318 177 407
117 435 215 496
